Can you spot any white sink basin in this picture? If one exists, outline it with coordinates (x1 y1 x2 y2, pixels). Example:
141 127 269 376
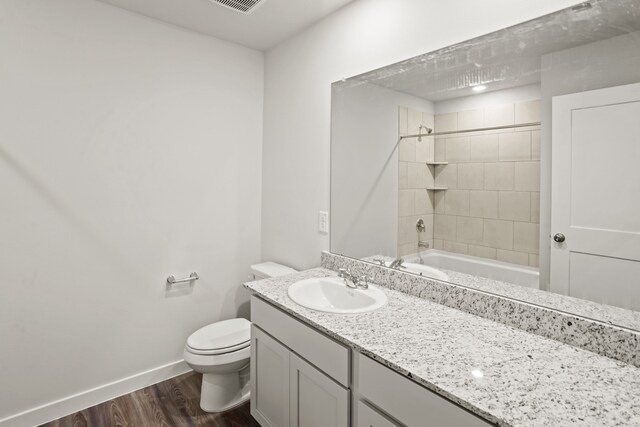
288 277 388 314
384 261 449 281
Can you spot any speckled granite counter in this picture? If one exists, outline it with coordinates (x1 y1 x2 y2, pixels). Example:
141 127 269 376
245 268 640 427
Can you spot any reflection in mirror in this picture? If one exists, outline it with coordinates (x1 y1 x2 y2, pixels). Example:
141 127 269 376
330 0 640 330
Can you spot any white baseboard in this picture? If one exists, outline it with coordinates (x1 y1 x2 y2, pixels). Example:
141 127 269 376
0 360 191 427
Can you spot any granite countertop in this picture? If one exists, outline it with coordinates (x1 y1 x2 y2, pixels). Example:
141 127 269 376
364 254 640 331
245 268 640 427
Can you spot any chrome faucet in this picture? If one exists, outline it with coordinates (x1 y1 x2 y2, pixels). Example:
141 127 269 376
389 258 405 269
338 268 369 289
372 257 386 266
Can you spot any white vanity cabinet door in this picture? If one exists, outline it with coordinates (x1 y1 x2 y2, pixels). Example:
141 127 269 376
356 401 400 427
251 296 350 386
251 325 290 427
290 353 349 427
356 353 494 427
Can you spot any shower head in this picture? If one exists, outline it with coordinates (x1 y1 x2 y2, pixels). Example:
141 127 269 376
417 125 433 142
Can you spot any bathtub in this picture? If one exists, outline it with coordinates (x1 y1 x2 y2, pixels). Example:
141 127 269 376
405 249 540 289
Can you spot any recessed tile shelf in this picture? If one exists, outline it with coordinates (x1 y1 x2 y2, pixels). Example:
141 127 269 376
426 162 448 165
426 187 448 191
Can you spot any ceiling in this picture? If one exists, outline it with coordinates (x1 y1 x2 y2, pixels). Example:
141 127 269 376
98 0 354 50
339 0 640 102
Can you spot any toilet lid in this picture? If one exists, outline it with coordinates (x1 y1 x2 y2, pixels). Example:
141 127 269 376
187 318 251 352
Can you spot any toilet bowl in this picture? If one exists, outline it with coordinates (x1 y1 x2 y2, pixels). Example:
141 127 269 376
184 262 296 413
183 318 251 412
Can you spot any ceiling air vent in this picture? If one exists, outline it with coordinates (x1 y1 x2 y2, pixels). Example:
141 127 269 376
209 0 266 14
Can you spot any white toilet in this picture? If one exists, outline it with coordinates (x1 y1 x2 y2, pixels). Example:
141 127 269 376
183 262 297 413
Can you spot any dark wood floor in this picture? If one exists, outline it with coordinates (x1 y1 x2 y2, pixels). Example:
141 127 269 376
40 372 260 427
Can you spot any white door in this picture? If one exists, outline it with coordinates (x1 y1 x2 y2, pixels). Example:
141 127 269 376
551 82 640 310
289 353 349 427
251 325 291 427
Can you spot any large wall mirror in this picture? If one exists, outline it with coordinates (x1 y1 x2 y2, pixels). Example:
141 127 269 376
330 0 640 330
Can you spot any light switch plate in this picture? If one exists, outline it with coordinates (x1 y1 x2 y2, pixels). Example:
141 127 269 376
318 211 329 234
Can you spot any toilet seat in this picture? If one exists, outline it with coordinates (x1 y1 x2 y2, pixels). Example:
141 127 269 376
186 340 250 356
186 318 251 355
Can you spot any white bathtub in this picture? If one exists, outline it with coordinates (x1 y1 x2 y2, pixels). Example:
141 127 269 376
405 250 540 289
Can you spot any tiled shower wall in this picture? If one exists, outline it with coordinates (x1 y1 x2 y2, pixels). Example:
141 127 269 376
397 107 435 257
432 100 541 267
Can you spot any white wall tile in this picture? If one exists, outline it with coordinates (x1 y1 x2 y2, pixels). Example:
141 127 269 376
484 104 514 127
469 134 499 162
434 214 457 241
422 112 435 129
408 108 423 135
398 216 408 244
457 216 484 245
416 136 434 163
498 191 531 221
414 189 432 214
399 242 416 257
434 191 445 214
399 138 416 162
457 163 484 190
433 239 444 250
443 240 468 254
408 162 426 188
497 249 529 266
435 113 458 132
458 108 484 130
484 162 514 190
531 192 540 223
483 219 514 250
470 190 498 219
399 189 414 216
424 164 435 189
531 130 540 160
416 213 434 239
468 245 497 260
435 139 446 161
515 99 541 124
435 164 457 189
445 137 470 162
399 161 408 189
499 132 531 161
529 254 540 267
514 222 539 253
404 216 419 243
444 190 470 216
514 161 540 191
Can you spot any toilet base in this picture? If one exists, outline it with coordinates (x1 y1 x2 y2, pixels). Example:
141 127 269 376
199 368 250 413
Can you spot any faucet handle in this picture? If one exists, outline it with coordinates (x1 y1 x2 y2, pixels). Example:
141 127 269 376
338 268 348 277
359 275 369 289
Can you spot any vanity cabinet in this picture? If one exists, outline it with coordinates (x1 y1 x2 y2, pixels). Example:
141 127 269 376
250 296 350 427
354 353 493 427
250 295 494 427
251 325 290 427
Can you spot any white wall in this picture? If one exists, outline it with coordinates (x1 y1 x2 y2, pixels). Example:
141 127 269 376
539 31 640 289
261 0 582 270
331 82 433 259
0 0 263 424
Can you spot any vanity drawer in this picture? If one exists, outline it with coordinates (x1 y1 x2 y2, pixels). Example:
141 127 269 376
357 354 493 427
251 295 350 386
357 401 401 427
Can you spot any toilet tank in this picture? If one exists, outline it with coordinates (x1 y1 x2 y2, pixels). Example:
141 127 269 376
249 262 297 280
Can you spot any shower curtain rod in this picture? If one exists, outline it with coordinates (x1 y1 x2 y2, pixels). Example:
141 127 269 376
400 122 540 140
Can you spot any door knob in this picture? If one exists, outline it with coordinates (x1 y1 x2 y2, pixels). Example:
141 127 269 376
553 233 566 243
